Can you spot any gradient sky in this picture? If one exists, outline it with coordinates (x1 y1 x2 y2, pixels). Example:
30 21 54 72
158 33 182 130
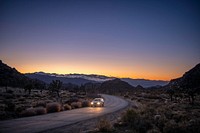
0 0 200 80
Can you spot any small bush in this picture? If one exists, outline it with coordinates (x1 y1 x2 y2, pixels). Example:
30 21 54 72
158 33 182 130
124 95 129 98
96 118 112 132
4 100 15 112
81 100 90 107
163 120 183 133
122 109 152 132
147 129 161 133
71 102 82 109
21 108 36 117
46 102 61 113
186 119 200 133
0 111 7 120
67 98 79 104
64 104 72 110
122 109 139 123
35 107 47 115
15 105 26 114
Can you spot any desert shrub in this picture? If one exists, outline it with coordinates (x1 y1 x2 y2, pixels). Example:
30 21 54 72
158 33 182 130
122 109 139 124
141 107 156 118
64 104 72 110
0 104 5 111
46 102 61 113
0 111 7 120
172 111 188 123
4 100 15 112
147 129 161 133
81 100 90 107
124 95 129 98
45 100 54 103
186 119 200 133
66 97 79 104
71 102 82 109
96 118 112 132
122 109 153 132
21 108 36 117
15 105 26 114
154 115 166 132
163 120 185 133
35 107 46 115
36 101 46 108
137 116 153 133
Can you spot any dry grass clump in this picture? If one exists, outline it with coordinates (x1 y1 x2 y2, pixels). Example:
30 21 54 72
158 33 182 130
96 118 113 132
21 108 36 117
122 109 139 124
20 107 47 117
71 102 82 109
46 102 61 113
116 108 155 133
0 111 7 120
63 104 72 110
15 105 26 114
81 100 90 107
34 107 47 115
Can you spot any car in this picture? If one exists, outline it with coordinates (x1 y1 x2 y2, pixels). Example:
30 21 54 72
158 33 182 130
91 98 104 107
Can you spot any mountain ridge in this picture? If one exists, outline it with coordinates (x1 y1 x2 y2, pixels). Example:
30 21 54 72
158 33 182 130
25 71 168 87
0 60 45 88
168 63 200 89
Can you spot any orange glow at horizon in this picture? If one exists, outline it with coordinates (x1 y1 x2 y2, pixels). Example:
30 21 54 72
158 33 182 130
9 60 188 81
1 52 197 81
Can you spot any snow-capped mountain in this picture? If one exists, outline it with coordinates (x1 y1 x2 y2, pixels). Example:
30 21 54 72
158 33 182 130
25 72 168 87
32 72 113 82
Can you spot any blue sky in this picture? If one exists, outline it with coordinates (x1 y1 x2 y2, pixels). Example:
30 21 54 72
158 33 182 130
0 0 200 80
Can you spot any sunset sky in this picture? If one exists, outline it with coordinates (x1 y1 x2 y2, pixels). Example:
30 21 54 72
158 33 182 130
0 0 200 80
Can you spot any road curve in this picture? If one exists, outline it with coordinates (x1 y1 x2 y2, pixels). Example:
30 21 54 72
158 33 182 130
0 94 128 133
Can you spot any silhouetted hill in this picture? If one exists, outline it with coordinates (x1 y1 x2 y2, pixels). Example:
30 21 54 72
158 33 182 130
26 72 168 87
0 60 45 88
0 60 28 87
121 78 168 88
169 63 200 91
99 78 135 94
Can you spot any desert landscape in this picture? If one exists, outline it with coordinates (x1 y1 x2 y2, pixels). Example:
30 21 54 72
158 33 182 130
0 61 200 132
0 0 200 132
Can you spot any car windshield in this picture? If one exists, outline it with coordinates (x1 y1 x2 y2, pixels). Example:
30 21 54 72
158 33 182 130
94 99 100 101
93 98 104 101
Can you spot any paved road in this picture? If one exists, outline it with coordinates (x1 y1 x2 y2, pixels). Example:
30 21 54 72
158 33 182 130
0 94 128 133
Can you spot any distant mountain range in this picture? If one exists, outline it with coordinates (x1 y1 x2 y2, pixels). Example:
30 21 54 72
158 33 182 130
121 78 168 88
25 72 168 87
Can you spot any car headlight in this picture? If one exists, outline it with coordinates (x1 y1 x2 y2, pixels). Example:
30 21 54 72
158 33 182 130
91 102 93 104
97 102 100 105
